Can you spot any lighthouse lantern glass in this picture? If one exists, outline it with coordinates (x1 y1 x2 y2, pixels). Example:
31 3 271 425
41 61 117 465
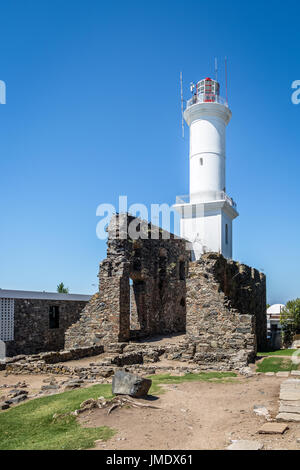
197 78 220 103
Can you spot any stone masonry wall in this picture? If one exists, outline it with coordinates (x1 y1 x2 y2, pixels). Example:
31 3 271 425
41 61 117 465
185 253 267 368
65 214 189 348
6 299 88 357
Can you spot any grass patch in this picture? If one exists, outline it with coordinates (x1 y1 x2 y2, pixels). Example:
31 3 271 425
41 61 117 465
256 357 300 373
257 349 297 357
148 372 237 395
0 371 237 449
0 384 115 450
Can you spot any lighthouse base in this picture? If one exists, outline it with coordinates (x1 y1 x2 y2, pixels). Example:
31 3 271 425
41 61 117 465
173 198 238 260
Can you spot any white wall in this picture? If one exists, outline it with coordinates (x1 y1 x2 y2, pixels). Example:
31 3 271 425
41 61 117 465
187 108 229 203
180 209 222 258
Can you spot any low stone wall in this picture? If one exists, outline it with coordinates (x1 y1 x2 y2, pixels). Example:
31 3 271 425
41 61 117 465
2 345 104 368
2 344 167 376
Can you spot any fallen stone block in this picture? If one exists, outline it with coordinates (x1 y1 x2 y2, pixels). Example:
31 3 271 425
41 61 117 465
239 366 254 377
258 422 288 434
64 381 83 390
253 405 270 419
5 394 27 405
227 440 264 450
8 389 28 398
41 384 60 391
112 370 152 398
265 372 275 376
0 402 10 410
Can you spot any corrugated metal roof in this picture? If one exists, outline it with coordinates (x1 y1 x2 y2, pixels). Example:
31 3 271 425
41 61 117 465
0 289 92 301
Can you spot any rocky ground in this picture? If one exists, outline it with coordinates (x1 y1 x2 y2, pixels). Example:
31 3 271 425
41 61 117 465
1 335 300 450
80 375 300 451
1 364 300 450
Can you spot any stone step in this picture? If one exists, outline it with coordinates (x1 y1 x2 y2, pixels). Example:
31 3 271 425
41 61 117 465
276 372 290 377
227 440 264 450
258 423 289 434
276 412 300 422
282 378 300 385
280 392 300 401
291 370 300 376
279 404 300 414
281 399 300 407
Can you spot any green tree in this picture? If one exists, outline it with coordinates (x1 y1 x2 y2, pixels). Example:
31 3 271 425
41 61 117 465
280 298 300 346
57 282 69 294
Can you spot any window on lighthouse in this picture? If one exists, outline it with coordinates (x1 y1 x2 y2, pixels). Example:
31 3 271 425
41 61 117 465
225 224 229 245
199 158 203 166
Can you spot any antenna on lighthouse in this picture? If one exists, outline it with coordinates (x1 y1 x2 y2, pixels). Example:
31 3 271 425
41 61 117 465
180 71 184 138
225 56 228 105
215 57 218 82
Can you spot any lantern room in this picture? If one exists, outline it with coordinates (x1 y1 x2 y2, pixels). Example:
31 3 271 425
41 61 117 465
197 77 220 102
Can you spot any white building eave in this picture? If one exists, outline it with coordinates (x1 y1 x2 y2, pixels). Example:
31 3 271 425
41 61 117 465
173 199 239 220
0 289 92 301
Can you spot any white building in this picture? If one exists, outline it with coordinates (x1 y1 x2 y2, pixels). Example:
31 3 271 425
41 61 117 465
267 304 285 330
174 77 238 260
267 303 285 349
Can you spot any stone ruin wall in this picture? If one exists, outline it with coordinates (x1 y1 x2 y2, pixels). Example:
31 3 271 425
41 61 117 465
65 214 188 348
185 253 267 369
65 214 267 369
6 299 88 357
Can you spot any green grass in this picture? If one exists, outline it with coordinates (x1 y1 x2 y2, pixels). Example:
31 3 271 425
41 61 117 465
0 372 237 450
256 357 300 373
257 349 297 357
148 372 237 395
0 384 115 450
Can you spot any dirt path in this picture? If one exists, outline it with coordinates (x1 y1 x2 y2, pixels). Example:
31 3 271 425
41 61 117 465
79 376 300 450
0 371 68 399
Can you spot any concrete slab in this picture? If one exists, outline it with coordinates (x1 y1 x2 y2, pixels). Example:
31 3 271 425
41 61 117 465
282 378 300 384
291 371 300 376
281 399 300 407
276 413 300 422
227 440 264 450
276 372 290 377
280 392 300 401
279 403 300 414
258 422 289 434
281 379 300 387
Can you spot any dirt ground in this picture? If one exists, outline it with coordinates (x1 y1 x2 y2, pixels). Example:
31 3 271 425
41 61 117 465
1 356 300 450
78 375 300 451
0 372 67 400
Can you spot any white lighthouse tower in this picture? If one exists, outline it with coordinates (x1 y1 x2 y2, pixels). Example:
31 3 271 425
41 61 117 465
174 76 238 260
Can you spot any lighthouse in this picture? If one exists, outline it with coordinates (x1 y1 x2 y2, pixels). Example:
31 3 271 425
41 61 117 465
174 77 238 260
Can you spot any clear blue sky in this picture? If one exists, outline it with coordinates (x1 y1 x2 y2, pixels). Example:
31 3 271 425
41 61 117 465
0 0 299 304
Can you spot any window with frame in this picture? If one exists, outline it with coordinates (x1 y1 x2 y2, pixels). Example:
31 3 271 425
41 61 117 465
0 298 14 341
49 305 60 329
